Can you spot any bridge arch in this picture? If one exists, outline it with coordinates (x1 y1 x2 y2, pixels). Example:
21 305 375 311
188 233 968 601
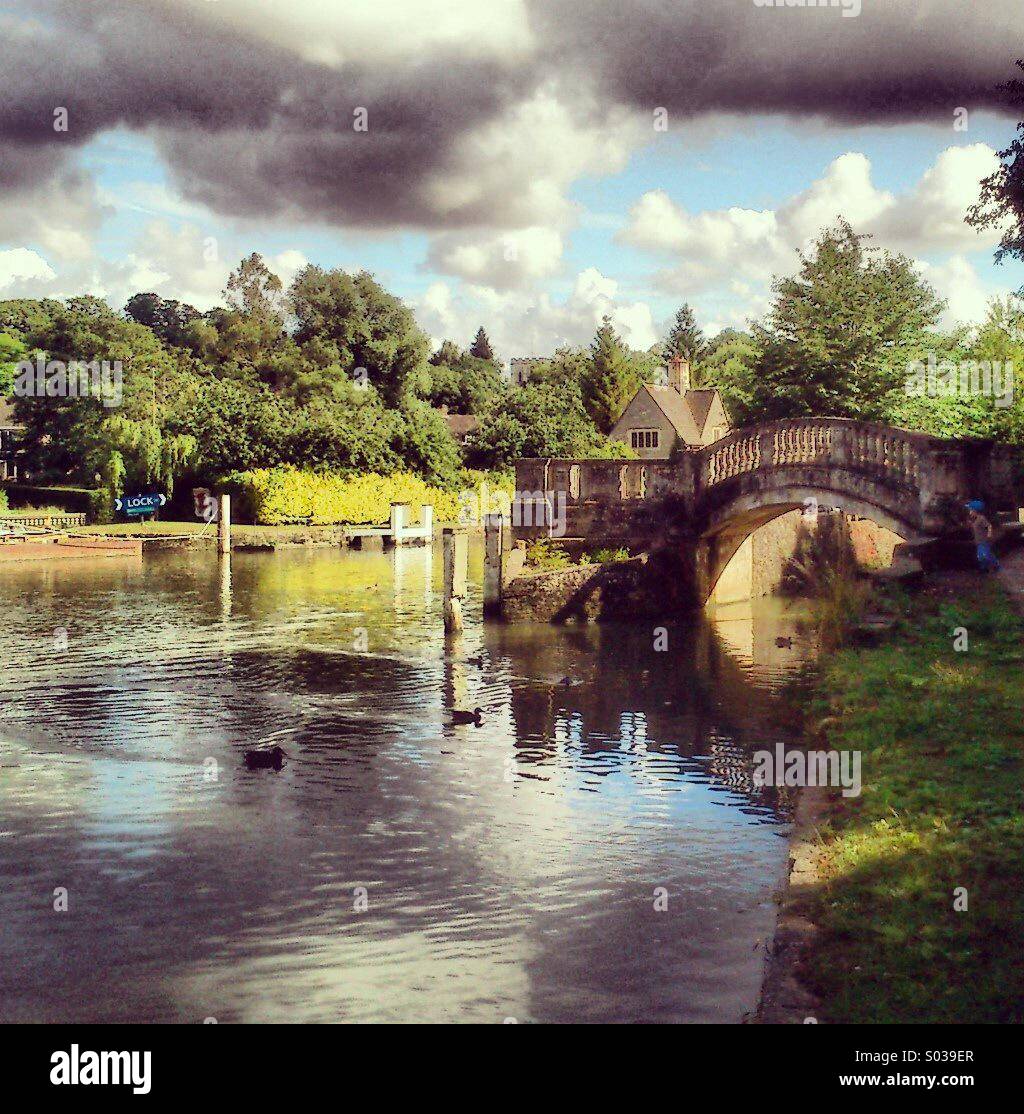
696 485 916 606
512 417 1020 614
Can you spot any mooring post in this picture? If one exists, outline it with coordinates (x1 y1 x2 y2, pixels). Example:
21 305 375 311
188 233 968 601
217 493 231 555
390 502 408 545
443 526 467 634
483 513 505 616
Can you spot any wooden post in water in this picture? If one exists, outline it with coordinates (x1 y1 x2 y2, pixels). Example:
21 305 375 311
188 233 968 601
443 526 467 634
483 513 505 616
218 493 231 555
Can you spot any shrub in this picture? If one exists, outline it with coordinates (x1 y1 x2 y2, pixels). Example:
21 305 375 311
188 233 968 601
524 538 573 570
222 467 513 527
587 546 630 564
0 488 8 514
0 483 102 517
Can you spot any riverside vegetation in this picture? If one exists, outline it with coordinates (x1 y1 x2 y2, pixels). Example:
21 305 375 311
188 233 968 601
5 219 1024 525
791 574 1024 1022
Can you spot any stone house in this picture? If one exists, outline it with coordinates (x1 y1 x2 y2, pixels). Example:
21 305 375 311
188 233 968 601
609 355 731 459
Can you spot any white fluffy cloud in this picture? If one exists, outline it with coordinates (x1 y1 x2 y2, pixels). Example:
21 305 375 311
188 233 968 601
416 266 657 358
917 255 997 329
426 227 563 291
621 145 1004 299
0 220 311 314
0 248 56 291
0 168 107 265
419 85 645 231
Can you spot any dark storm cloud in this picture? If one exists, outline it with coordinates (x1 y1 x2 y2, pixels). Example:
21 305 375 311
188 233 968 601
531 0 1021 124
0 0 1020 231
0 0 539 226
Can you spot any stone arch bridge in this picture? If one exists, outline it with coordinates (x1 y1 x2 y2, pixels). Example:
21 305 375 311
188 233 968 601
512 419 1021 607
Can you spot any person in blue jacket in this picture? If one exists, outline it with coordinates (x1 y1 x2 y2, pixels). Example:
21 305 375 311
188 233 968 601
965 500 1000 573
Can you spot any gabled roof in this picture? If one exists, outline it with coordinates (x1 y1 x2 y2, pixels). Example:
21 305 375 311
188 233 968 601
684 389 719 433
643 385 702 443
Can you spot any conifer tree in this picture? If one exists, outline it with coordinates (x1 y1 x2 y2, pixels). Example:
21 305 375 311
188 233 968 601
663 303 707 363
469 326 495 361
583 316 637 432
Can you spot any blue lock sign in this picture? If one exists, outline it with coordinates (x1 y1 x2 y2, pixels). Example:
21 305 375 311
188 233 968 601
116 493 167 517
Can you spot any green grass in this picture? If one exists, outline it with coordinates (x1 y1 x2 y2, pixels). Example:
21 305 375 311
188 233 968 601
76 521 210 537
1 504 79 516
803 580 1024 1023
74 520 353 544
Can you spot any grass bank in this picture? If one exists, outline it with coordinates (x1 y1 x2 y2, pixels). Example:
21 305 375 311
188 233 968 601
800 576 1024 1022
74 521 352 546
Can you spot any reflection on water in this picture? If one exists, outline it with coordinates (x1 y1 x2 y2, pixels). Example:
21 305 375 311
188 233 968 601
0 543 811 1023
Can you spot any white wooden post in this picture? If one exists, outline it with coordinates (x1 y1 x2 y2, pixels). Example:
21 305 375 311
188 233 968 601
218 494 231 555
389 501 407 542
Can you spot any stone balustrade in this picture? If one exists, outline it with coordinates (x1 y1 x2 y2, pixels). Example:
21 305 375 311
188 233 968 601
514 418 1021 547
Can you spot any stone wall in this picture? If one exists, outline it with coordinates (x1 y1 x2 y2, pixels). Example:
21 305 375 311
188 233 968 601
501 553 692 623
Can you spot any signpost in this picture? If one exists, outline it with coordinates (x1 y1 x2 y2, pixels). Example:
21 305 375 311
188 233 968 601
115 493 166 518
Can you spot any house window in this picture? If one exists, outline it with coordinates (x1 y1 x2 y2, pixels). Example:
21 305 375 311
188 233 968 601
630 429 660 450
569 465 581 500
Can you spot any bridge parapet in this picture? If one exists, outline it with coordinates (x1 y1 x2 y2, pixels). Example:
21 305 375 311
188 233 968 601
700 419 927 493
515 418 1021 551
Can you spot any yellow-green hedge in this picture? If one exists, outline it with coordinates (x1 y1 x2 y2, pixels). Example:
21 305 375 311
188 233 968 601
224 468 514 527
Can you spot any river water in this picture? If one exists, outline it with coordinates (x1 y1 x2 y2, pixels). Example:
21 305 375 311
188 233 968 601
0 542 810 1023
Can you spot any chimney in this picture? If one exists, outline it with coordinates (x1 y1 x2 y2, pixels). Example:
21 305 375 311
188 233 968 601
668 354 691 394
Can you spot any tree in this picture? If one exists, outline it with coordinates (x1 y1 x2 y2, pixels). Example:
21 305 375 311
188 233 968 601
393 399 465 488
469 326 494 361
526 346 589 396
582 316 638 432
11 296 184 481
663 303 707 364
699 331 762 426
223 253 286 325
887 296 1024 443
466 381 613 469
289 266 430 406
749 220 944 420
1 331 28 396
430 340 464 366
424 353 503 414
968 59 1024 293
124 293 200 348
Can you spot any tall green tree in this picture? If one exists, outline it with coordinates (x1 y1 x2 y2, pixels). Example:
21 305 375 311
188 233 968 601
1 331 28 396
582 316 638 432
288 266 430 406
424 353 503 414
223 253 286 325
124 293 200 348
968 59 1024 293
663 303 707 364
750 220 944 420
699 331 762 426
430 340 464 366
466 381 625 469
469 326 494 361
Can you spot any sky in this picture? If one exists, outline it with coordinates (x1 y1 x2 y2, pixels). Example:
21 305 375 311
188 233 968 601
1 0 1022 362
